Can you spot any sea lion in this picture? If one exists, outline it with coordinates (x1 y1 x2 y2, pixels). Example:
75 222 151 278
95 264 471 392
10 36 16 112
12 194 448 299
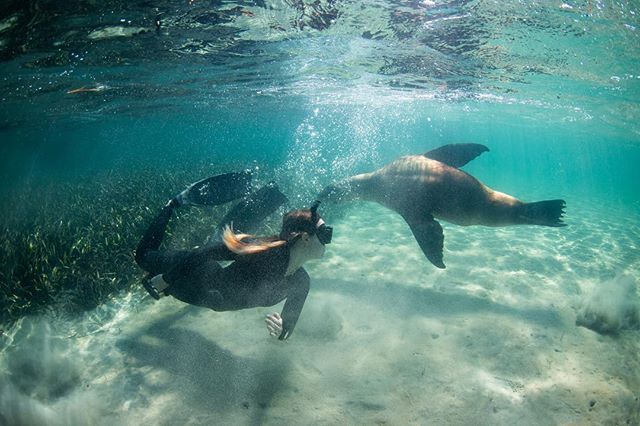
318 143 566 268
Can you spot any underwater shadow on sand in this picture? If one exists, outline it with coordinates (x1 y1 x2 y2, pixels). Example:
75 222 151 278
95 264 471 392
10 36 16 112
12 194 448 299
116 308 291 421
314 278 565 329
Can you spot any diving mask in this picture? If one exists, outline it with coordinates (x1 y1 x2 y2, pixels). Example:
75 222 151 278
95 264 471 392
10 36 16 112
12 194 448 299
310 201 333 245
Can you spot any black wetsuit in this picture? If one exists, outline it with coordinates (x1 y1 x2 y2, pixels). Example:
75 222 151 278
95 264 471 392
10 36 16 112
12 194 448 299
135 203 310 340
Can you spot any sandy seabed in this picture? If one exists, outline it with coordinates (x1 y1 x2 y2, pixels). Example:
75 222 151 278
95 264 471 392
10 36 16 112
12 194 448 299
1 197 639 426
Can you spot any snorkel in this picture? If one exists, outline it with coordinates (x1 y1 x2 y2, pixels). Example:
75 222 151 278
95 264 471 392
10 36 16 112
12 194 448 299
309 200 333 245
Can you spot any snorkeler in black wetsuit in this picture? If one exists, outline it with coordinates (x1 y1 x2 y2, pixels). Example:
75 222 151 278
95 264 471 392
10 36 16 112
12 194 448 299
134 172 333 340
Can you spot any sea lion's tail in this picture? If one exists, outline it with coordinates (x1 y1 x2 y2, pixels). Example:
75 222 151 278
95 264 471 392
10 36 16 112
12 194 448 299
516 199 567 227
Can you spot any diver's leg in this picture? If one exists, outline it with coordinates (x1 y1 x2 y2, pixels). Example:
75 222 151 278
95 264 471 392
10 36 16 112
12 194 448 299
176 170 252 206
134 199 189 275
209 181 288 242
136 171 253 300
161 257 226 309
135 200 176 258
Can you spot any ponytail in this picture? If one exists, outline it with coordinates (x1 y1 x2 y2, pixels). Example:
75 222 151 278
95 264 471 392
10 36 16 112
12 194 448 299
222 225 287 255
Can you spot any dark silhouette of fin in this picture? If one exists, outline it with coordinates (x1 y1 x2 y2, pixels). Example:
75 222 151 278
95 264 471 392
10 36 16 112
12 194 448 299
402 213 446 269
516 199 567 227
213 181 288 237
176 171 252 206
423 143 489 168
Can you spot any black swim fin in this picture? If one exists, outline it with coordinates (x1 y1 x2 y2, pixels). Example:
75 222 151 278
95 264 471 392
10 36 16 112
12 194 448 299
423 143 489 168
402 213 446 269
175 171 252 206
212 181 288 239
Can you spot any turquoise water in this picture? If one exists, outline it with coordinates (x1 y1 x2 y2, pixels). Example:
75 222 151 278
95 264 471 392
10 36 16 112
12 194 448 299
1 1 639 425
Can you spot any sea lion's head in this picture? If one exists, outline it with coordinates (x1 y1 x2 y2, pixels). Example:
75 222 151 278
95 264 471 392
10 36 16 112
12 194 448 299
317 180 355 203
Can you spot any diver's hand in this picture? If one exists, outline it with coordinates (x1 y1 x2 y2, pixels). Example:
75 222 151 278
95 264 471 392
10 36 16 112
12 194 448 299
265 312 283 338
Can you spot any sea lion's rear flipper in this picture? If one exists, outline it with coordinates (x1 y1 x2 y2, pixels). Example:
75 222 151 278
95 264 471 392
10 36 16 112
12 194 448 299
176 171 253 206
209 181 288 242
516 199 567 227
402 214 446 269
423 143 489 168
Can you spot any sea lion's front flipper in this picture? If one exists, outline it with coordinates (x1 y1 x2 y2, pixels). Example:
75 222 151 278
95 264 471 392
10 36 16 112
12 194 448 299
423 143 489 168
402 214 446 269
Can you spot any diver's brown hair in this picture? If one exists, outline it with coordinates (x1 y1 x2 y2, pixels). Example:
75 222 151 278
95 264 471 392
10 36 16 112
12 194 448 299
279 209 315 240
222 209 318 256
222 226 286 255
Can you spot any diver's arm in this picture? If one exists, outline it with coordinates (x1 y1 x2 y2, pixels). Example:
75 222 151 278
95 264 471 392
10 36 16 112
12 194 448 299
277 268 310 340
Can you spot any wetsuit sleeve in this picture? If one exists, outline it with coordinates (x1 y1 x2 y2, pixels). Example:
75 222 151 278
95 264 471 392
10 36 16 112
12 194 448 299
278 268 310 340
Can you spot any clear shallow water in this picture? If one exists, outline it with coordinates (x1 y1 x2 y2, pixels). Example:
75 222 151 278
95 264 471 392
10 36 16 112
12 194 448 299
1 1 639 425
